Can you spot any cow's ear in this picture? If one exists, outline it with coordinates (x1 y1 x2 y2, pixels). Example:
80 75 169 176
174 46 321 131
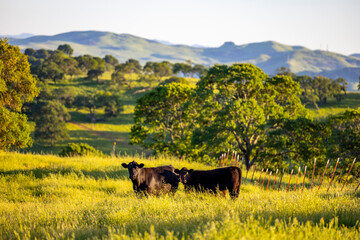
174 169 180 174
121 163 128 168
189 169 194 173
138 163 144 168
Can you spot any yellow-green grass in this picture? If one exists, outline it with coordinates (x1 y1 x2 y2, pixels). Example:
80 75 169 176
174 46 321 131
0 152 359 239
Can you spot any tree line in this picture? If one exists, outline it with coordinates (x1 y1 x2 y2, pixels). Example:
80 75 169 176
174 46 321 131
25 44 207 86
1 39 359 177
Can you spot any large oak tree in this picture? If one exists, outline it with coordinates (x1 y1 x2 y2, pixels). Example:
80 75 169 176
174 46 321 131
192 63 308 170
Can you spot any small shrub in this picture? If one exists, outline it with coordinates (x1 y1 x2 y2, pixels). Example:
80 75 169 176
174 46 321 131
59 143 103 157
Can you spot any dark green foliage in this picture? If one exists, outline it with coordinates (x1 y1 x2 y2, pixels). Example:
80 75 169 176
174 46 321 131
111 71 131 88
36 61 65 84
266 118 330 171
57 44 74 56
87 69 104 83
98 92 123 118
75 55 97 72
33 49 52 59
52 87 82 108
34 100 70 146
326 108 360 161
59 142 103 157
143 61 173 81
61 58 81 77
104 54 119 66
73 92 123 121
116 59 142 74
172 61 207 78
130 82 194 158
172 62 191 77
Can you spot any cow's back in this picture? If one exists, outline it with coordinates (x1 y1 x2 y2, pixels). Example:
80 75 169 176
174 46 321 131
188 167 241 198
139 165 176 195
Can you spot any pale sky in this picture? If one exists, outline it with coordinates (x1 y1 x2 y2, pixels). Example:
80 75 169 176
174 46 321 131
1 0 359 55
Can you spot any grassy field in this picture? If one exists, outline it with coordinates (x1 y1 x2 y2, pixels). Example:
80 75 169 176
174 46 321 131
0 151 359 239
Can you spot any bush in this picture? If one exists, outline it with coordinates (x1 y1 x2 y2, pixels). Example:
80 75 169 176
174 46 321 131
59 143 103 157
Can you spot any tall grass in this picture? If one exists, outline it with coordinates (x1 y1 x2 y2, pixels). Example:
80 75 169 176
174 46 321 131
0 151 359 239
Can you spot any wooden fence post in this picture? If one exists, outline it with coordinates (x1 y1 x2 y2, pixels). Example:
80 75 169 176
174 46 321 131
261 169 269 189
266 171 272 191
327 158 340 193
226 149 230 166
272 169 279 190
294 167 301 191
257 168 264 185
355 181 360 192
341 158 356 192
317 159 330 193
301 166 307 193
311 158 317 190
278 168 284 191
112 142 116 157
286 169 294 192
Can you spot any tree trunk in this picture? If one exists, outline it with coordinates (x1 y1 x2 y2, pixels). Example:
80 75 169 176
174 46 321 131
313 101 319 111
244 154 251 171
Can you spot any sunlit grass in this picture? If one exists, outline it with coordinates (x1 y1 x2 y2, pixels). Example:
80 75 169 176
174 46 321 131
0 152 359 239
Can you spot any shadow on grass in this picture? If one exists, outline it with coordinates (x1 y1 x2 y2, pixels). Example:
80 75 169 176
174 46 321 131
69 111 134 125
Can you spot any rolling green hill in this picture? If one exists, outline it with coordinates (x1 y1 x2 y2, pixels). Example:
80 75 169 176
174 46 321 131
7 31 360 89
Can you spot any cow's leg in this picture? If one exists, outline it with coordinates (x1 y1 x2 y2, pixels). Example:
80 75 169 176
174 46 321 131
221 190 227 198
229 183 239 199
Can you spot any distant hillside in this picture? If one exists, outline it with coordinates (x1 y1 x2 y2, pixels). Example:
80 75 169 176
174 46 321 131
0 33 34 39
7 30 360 89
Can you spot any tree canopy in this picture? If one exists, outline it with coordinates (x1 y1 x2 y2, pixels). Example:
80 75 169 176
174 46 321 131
34 100 70 146
192 64 308 169
57 44 74 56
130 82 194 158
0 39 39 150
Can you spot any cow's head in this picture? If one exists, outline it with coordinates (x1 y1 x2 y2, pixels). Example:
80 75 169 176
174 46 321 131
174 167 194 184
121 161 144 181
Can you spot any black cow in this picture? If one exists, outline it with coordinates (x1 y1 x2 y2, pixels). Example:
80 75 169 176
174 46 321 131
175 166 242 199
121 161 180 196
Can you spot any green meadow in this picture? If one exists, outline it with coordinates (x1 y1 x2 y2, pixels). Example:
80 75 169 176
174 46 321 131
0 152 359 239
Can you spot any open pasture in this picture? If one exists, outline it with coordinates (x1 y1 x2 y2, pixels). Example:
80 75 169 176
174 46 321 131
0 152 359 239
